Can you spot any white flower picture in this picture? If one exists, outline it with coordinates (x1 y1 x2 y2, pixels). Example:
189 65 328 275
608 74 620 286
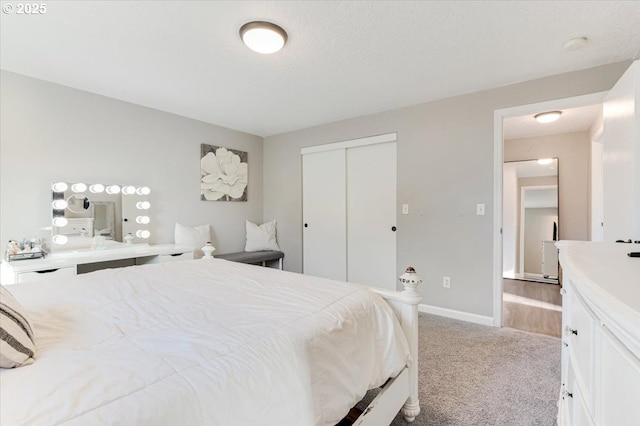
201 144 248 201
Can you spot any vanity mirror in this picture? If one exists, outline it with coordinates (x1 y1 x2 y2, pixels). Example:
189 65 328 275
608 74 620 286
51 182 151 250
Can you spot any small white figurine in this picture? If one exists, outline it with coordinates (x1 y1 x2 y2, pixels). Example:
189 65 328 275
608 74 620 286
202 242 215 258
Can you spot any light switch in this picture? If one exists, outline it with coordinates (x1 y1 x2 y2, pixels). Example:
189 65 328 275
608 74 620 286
402 204 409 215
476 203 485 216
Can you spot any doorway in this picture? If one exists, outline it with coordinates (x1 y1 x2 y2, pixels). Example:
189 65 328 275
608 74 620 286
492 91 608 328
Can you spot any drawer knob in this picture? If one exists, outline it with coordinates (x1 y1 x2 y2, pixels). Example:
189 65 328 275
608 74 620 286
565 326 578 336
564 326 578 336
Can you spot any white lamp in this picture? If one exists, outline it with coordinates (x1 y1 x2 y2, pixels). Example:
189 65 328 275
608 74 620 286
240 21 288 54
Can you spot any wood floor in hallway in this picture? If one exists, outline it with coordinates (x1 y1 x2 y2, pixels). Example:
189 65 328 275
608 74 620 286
503 278 562 338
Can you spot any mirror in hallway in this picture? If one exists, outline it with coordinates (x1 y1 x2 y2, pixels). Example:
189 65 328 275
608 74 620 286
502 158 558 284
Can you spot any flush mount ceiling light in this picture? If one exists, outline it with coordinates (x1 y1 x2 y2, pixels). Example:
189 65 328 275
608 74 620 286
240 21 287 54
563 36 588 51
534 111 562 123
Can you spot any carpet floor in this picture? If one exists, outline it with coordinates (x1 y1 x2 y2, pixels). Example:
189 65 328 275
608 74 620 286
360 313 561 425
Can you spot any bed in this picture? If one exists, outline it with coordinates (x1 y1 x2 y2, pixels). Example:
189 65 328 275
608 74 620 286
0 258 421 425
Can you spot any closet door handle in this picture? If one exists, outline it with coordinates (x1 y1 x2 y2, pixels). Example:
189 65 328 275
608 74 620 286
391 226 397 232
304 223 308 228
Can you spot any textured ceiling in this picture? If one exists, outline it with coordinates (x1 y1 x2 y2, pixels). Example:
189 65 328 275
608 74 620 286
1 1 640 137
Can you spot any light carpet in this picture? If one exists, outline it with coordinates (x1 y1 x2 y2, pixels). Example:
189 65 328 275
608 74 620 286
361 313 561 425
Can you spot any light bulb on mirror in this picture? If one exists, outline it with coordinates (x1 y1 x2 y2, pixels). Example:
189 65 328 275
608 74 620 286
136 201 151 210
122 186 136 195
52 234 69 245
52 199 68 210
106 185 121 194
136 230 150 239
71 183 87 193
52 217 68 227
136 186 150 195
89 184 104 193
136 216 150 224
51 182 68 192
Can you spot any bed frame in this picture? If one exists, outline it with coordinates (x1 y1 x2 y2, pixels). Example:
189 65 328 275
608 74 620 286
352 267 422 425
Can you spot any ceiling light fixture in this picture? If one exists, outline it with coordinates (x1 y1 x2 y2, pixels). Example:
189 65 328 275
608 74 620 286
534 111 562 123
240 21 288 54
563 36 588 51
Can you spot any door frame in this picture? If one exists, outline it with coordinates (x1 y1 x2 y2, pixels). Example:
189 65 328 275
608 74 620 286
492 92 607 326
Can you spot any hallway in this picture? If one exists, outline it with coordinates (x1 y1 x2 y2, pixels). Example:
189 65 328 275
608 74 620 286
503 278 562 337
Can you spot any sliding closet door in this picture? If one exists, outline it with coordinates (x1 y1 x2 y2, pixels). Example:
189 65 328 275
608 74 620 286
302 149 347 281
346 142 397 289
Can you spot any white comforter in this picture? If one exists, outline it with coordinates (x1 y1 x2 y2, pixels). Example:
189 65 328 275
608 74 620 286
1 259 409 426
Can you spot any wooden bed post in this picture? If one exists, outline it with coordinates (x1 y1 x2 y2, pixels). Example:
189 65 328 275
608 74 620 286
364 268 422 425
398 267 422 422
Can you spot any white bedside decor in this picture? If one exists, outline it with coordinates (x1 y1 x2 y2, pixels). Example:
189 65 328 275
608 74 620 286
202 242 215 258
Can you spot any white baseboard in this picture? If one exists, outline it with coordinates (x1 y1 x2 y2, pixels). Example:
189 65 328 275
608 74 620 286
419 303 495 327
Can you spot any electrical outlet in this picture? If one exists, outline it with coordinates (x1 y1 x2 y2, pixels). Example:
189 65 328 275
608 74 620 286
443 276 451 288
476 203 485 216
402 204 409 215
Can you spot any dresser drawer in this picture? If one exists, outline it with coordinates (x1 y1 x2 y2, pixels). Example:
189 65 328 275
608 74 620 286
566 283 596 407
597 326 640 426
16 266 76 283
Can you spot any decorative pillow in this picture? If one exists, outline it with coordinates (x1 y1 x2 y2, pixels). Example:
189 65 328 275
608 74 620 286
174 223 211 258
0 285 36 368
245 220 280 252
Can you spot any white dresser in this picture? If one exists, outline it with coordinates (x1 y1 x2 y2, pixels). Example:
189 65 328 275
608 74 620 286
557 241 640 426
1 244 194 284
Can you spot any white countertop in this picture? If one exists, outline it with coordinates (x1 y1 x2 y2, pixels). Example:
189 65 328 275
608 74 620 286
557 241 640 354
2 243 194 272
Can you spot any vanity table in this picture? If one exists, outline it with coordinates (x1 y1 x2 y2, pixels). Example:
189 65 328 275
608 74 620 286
557 241 640 426
1 244 193 284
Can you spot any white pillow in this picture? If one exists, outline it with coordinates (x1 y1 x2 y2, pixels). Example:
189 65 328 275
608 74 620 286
174 223 211 258
1 285 36 368
245 220 280 252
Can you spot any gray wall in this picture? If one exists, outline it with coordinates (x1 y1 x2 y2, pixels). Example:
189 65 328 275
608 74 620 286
505 131 590 242
263 62 629 318
0 71 263 253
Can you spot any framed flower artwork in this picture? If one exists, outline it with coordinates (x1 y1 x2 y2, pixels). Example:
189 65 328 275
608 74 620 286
200 144 248 201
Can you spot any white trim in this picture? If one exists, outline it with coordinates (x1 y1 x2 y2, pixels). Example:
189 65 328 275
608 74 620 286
492 91 608 327
300 132 397 155
418 303 494 327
